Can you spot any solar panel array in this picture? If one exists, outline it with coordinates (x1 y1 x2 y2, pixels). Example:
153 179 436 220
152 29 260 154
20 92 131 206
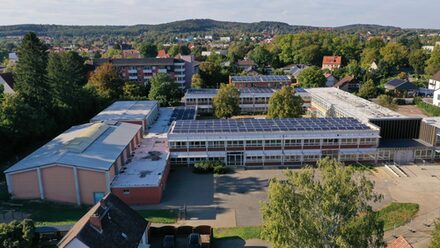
231 75 290 83
171 118 370 134
239 88 275 94
171 107 196 121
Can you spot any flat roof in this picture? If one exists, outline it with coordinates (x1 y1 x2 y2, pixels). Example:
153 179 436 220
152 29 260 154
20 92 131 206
90 101 158 122
5 122 142 174
230 75 291 83
307 87 405 123
169 117 371 134
170 107 197 121
93 57 177 66
183 87 278 99
379 139 432 148
422 117 440 128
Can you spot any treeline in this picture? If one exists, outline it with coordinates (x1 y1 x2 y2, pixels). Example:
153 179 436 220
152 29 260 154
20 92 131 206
0 33 108 169
0 19 428 39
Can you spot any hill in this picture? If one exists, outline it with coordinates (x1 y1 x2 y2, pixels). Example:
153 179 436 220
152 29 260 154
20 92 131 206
0 19 437 38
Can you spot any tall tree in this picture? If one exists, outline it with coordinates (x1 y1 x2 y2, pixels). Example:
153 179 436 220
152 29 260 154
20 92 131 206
261 158 384 248
249 45 273 68
122 81 147 98
380 43 408 70
0 219 35 248
409 49 429 74
360 47 381 69
14 32 51 110
357 79 377 99
297 66 326 88
199 62 227 88
168 44 191 56
191 74 203 88
267 86 304 118
376 94 397 110
426 48 440 76
139 42 157 58
212 83 240 118
148 73 181 106
87 63 124 99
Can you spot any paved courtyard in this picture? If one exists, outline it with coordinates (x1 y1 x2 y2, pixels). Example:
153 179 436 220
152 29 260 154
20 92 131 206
144 164 440 247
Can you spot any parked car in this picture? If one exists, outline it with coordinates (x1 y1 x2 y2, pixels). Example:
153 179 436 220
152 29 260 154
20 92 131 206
163 235 175 248
187 233 202 248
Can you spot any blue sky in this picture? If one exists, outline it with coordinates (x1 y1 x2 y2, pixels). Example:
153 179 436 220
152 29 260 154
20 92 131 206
0 0 439 29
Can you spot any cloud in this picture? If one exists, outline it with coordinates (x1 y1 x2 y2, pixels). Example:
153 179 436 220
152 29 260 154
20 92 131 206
0 0 438 29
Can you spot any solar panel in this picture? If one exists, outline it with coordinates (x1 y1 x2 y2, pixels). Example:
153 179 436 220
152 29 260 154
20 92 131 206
171 118 370 134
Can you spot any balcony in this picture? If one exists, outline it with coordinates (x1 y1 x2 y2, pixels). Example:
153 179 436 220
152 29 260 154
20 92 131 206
129 76 138 80
158 69 167 73
128 69 137 73
175 68 185 72
143 69 152 73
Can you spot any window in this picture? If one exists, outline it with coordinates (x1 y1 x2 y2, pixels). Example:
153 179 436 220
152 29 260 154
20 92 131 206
170 141 187 149
246 140 263 147
227 140 244 148
303 139 320 146
265 140 282 147
123 189 130 195
93 192 105 204
285 140 301 146
341 138 358 145
208 141 224 148
322 139 338 145
189 141 206 148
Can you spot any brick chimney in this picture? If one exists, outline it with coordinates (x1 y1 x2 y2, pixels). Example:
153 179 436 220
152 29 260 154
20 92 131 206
89 214 102 233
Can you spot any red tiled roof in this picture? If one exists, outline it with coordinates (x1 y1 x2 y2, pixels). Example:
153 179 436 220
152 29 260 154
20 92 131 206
334 75 355 88
157 49 170 58
322 56 342 65
387 236 413 248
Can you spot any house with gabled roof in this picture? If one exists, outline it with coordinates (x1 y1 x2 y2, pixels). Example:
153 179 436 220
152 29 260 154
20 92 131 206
58 193 150 248
322 56 342 71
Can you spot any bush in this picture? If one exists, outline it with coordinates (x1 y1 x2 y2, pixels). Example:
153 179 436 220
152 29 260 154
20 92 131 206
193 161 231 174
392 98 407 105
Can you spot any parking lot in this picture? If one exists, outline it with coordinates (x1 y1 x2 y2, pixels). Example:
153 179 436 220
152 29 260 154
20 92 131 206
145 164 440 247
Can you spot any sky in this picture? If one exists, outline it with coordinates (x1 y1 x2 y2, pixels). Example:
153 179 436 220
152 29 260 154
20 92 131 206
0 0 439 29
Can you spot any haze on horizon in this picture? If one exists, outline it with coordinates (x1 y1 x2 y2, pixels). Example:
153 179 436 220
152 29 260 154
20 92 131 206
0 0 439 29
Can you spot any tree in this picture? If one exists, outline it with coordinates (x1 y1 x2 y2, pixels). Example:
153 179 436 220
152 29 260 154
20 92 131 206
409 49 429 74
357 79 377 99
376 94 397 110
228 42 253 62
267 86 304 118
14 32 51 111
191 74 203 88
360 47 381 69
0 219 35 248
426 48 440 76
139 42 157 57
87 63 124 99
47 51 87 126
297 66 326 88
168 44 191 56
199 62 228 88
297 45 322 66
380 43 408 70
123 81 147 98
212 83 240 118
249 45 273 68
431 220 440 248
261 158 384 248
148 73 181 106
102 47 122 58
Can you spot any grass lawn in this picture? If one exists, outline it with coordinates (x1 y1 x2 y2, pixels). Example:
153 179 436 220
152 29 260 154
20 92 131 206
137 209 178 224
377 202 419 231
0 200 177 226
348 163 376 172
214 226 262 240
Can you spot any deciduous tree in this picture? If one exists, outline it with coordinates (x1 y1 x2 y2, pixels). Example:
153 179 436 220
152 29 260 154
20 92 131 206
148 73 181 106
380 43 408 70
267 86 304 118
191 74 203 88
0 219 35 248
357 79 377 99
87 63 124 99
409 49 429 74
212 83 240 118
426 48 440 76
199 62 228 88
123 81 147 98
297 66 326 88
139 42 157 57
261 158 384 248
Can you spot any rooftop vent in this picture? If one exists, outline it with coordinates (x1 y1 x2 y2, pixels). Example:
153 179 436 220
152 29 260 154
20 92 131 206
139 170 152 178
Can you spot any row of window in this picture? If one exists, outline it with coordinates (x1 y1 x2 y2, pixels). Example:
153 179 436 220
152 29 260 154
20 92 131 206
170 138 377 149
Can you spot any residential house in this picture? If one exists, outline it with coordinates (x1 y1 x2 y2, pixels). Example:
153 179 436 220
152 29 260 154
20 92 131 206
429 71 440 106
237 59 257 71
156 49 170 58
324 73 337 87
58 193 150 248
283 64 309 78
369 61 379 71
385 79 418 96
322 56 342 70
334 76 359 92
0 72 15 94
122 50 141 59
